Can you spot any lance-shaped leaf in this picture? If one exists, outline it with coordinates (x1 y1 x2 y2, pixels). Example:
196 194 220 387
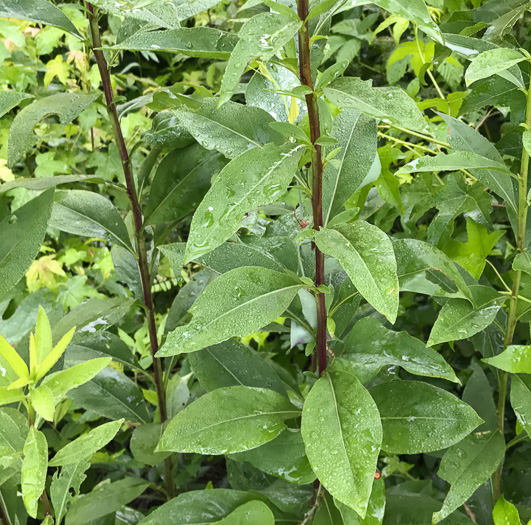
0 91 33 119
219 13 302 107
88 0 179 28
371 0 442 44
301 370 382 517
324 77 428 134
428 286 506 346
0 174 104 194
158 386 299 454
21 427 48 518
172 99 283 160
0 189 54 302
371 381 482 454
184 143 304 264
483 345 531 373
432 431 505 523
396 151 512 176
511 375 531 438
438 113 517 213
335 317 459 384
50 190 133 252
49 419 123 466
393 238 473 301
465 48 526 88
314 222 399 323
322 109 378 225
158 267 302 356
110 27 238 59
0 0 81 37
8 93 99 167
145 145 227 226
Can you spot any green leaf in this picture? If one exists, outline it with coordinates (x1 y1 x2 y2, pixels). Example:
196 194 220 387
493 496 521 525
213 500 275 524
396 151 512 177
314 222 399 323
432 431 505 523
110 27 238 58
35 327 75 382
371 0 443 44
393 238 473 300
0 335 29 380
511 375 531 438
324 77 429 134
187 339 288 395
34 306 52 364
483 345 531 373
335 317 459 384
438 112 517 213
89 0 179 28
428 286 506 346
0 189 54 302
130 423 171 466
184 144 304 264
0 0 81 37
65 477 149 525
173 0 231 20
443 218 505 280
301 370 382 517
50 460 90 525
158 267 302 356
334 478 386 525
145 144 227 225
371 380 482 454
513 251 531 275
136 489 270 525
230 429 315 485
322 109 378 225
0 174 105 194
158 386 299 454
50 190 133 252
465 48 526 88
8 93 99 168
21 427 48 518
462 363 498 432
0 407 28 453
49 419 123 466
0 91 33 119
313 491 343 524
219 13 302 107
30 384 55 422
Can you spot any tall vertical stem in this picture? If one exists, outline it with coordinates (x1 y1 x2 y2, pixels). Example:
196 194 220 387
86 4 174 498
296 2 327 375
492 72 531 500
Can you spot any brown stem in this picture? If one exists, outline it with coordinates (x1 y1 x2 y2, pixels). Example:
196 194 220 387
86 4 174 498
0 491 12 525
40 490 53 518
297 1 327 376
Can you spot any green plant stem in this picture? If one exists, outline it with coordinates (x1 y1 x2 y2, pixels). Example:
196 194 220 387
297 0 327 376
492 70 531 501
86 3 174 499
379 125 450 148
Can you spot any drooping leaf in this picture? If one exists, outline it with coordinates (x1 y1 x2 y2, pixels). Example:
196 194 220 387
158 386 299 454
0 189 54 302
301 370 382 517
230 429 315 485
110 27 238 58
510 375 531 438
0 91 33 119
187 339 288 395
8 93 99 167
21 427 48 518
49 190 133 252
371 380 482 454
159 267 302 356
483 345 531 373
314 222 399 323
465 48 526 88
219 13 302 107
49 419 124 466
335 317 459 384
428 286 506 346
0 0 81 37
65 477 149 525
322 109 378 225
145 144 227 225
50 460 90 525
432 431 505 523
324 77 429 133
